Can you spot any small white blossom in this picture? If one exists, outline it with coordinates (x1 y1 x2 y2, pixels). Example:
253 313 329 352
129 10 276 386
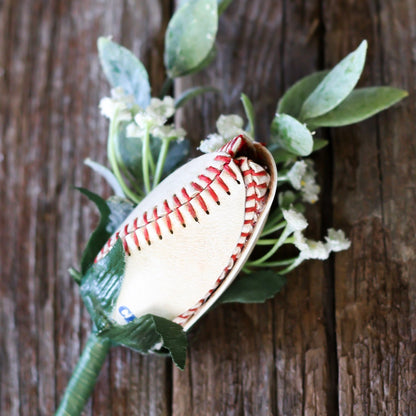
134 111 159 129
294 231 330 260
325 228 351 252
99 87 134 122
147 96 175 121
216 114 245 139
153 125 186 140
301 160 320 203
126 122 143 138
287 161 307 190
199 133 228 153
282 208 308 231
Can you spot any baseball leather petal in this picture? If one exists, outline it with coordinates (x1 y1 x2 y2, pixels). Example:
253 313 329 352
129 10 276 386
95 135 277 331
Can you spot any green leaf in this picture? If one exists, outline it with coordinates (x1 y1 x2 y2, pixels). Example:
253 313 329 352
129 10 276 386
78 188 112 274
277 71 329 118
164 0 218 78
117 124 162 184
217 0 233 14
84 158 125 197
99 314 187 369
161 139 190 179
81 239 125 329
152 316 187 369
68 267 82 285
217 271 286 304
179 0 232 16
278 191 297 209
98 37 151 109
312 138 329 151
106 197 135 234
306 87 408 127
241 93 255 137
300 40 368 120
175 86 219 108
271 113 313 156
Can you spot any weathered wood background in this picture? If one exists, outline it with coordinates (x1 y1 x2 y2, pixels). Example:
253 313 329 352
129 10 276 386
1 0 415 415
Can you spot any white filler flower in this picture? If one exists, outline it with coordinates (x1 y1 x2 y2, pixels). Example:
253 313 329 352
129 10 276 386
199 133 228 153
325 228 351 252
282 208 308 231
294 231 330 260
99 87 134 122
216 114 245 139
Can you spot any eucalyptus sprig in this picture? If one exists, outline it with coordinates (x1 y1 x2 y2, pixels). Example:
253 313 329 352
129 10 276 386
56 1 407 414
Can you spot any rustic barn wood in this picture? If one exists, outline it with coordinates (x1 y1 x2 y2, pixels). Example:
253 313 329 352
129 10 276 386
0 0 414 415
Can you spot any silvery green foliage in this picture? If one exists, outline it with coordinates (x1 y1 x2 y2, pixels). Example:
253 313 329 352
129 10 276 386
165 0 218 78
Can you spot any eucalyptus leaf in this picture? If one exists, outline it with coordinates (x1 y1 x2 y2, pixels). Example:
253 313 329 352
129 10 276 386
175 86 219 108
271 113 313 156
165 0 218 78
270 147 297 164
241 93 255 137
277 71 329 118
300 40 368 120
84 158 125 197
78 188 112 274
306 87 408 127
217 271 286 304
179 0 233 14
98 37 151 109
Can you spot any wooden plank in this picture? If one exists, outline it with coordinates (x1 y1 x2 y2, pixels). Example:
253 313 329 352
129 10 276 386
324 0 416 415
0 1 171 415
172 1 335 415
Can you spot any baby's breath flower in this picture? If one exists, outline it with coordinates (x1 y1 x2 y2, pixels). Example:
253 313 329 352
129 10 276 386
293 231 330 260
286 159 320 204
199 133 228 153
287 161 307 190
153 125 186 140
99 87 134 122
147 96 175 121
301 160 320 204
134 111 160 129
216 114 245 139
325 228 351 252
282 208 308 231
126 122 143 138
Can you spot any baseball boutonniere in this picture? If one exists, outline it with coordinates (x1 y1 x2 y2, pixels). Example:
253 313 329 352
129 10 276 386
55 1 407 415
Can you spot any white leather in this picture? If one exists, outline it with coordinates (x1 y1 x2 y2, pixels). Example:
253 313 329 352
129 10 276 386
97 136 278 330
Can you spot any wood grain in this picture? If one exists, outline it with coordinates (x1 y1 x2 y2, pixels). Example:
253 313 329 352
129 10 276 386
1 0 415 415
0 1 171 415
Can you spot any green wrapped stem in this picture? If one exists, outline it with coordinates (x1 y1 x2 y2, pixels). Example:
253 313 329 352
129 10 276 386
55 332 111 416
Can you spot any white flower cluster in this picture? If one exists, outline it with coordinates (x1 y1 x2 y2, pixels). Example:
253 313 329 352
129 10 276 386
99 87 135 122
199 114 247 153
126 96 186 140
283 208 351 261
286 160 320 204
99 89 186 141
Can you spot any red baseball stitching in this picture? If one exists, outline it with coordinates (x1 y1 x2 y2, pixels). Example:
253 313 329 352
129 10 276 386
95 154 238 262
173 155 270 326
